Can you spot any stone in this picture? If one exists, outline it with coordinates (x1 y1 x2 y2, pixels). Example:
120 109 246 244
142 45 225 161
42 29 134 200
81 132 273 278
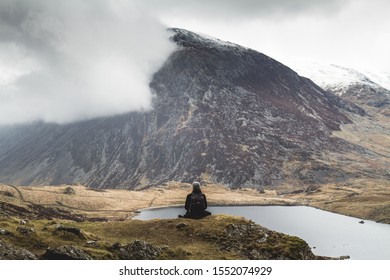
41 245 93 260
0 229 12 236
63 187 76 195
86 240 98 247
116 240 162 260
0 241 37 260
176 223 189 230
16 226 35 235
55 224 84 238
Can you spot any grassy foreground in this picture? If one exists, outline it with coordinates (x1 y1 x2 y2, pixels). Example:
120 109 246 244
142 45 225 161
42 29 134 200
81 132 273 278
1 179 388 260
0 213 319 260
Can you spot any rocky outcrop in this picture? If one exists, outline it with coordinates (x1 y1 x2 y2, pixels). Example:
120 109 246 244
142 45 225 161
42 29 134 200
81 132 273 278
41 245 93 260
332 83 390 115
113 240 163 260
16 225 35 236
54 224 85 239
0 241 37 260
191 219 316 260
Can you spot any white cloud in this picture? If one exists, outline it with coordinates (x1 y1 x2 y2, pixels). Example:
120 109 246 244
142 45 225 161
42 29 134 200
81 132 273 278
138 0 347 20
141 0 390 73
0 0 175 125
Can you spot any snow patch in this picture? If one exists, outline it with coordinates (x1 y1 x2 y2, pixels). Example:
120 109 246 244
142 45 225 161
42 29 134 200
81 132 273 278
289 61 390 95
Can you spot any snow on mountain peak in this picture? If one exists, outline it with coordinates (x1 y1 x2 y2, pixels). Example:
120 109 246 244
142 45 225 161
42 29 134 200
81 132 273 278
169 28 249 53
290 61 390 95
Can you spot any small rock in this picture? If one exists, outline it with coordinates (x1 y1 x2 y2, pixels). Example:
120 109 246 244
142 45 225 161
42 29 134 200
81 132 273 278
111 242 122 250
16 226 35 235
0 229 11 236
0 191 14 197
63 187 76 195
19 220 28 225
86 240 98 247
176 223 189 230
359 221 365 224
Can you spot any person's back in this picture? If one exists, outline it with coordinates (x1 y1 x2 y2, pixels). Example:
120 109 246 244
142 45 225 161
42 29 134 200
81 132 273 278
181 182 211 219
187 192 206 218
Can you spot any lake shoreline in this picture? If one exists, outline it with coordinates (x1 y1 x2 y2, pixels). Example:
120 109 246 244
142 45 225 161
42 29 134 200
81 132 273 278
1 180 389 224
135 205 390 260
134 201 385 225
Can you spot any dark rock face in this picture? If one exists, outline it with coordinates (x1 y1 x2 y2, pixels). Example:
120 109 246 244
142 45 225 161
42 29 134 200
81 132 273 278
41 245 93 260
332 83 390 115
0 28 364 189
0 240 37 260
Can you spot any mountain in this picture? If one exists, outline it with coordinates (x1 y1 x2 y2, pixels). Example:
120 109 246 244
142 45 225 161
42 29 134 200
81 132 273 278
0 28 385 189
292 63 390 114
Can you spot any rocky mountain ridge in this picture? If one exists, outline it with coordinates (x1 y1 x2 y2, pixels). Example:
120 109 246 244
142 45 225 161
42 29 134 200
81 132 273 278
0 28 385 189
292 63 390 114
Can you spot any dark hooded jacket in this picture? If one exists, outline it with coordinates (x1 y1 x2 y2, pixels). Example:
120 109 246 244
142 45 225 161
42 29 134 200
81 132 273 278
184 184 210 219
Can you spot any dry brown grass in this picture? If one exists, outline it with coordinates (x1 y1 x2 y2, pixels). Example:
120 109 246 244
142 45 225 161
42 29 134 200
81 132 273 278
2 178 389 223
283 179 390 223
1 182 292 220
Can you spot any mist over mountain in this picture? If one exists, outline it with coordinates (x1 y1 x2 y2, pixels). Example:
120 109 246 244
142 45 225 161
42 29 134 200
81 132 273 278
0 28 387 189
0 0 175 125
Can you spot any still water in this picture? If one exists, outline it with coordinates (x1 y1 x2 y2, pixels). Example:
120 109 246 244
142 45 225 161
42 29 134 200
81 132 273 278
135 205 390 259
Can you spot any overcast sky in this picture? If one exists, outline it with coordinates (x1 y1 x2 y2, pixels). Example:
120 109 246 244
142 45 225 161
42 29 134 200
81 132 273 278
0 0 174 125
139 0 390 73
1 0 389 125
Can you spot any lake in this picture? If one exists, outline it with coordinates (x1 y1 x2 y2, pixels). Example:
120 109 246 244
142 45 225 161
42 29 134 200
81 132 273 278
135 205 390 260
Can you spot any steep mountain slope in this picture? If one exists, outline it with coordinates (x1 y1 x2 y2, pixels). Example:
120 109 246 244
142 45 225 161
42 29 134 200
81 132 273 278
292 63 390 182
0 29 379 189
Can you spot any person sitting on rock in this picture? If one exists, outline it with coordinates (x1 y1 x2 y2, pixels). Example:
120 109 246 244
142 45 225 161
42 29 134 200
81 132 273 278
180 181 211 219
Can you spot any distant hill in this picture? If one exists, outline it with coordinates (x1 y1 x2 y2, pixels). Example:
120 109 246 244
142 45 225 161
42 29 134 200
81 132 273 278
292 62 390 115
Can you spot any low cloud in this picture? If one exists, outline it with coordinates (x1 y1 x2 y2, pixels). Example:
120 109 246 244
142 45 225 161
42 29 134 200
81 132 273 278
0 0 175 125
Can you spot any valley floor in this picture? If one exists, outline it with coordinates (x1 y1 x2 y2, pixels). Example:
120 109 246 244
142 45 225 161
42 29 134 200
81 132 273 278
1 179 389 223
